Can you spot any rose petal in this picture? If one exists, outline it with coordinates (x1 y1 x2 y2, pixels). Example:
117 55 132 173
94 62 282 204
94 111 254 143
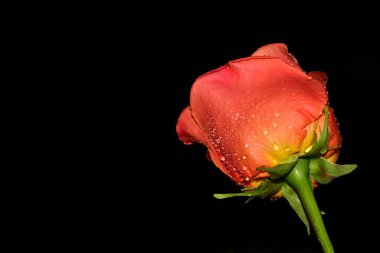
252 43 301 70
190 56 327 184
176 106 207 145
208 149 252 185
308 71 328 87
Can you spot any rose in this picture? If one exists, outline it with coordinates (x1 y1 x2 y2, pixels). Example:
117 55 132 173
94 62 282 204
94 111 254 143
176 43 357 253
176 43 341 189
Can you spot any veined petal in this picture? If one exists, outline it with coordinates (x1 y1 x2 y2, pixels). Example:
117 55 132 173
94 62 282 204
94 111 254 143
176 106 207 145
252 43 301 70
308 71 328 87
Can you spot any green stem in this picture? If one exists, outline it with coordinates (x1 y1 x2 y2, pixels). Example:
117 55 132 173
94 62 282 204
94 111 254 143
285 159 334 253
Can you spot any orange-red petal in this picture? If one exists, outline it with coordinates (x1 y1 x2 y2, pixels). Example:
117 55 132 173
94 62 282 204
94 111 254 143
189 55 327 185
176 106 207 145
252 43 301 70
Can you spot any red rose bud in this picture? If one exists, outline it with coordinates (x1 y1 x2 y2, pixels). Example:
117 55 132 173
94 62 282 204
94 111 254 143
176 43 341 188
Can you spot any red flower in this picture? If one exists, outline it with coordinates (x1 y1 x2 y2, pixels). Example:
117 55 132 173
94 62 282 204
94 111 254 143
176 43 341 188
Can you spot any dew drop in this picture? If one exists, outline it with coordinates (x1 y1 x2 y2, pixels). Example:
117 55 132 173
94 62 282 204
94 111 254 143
220 156 225 161
263 130 268 136
284 147 290 152
244 143 249 148
243 166 248 171
307 76 312 80
272 122 278 128
242 155 247 160
273 144 280 151
275 112 280 118
245 177 250 181
273 159 277 164
305 145 313 153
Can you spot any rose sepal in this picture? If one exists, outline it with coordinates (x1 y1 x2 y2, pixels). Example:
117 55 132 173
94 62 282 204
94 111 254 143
213 179 283 201
309 158 357 184
301 106 330 158
257 155 298 179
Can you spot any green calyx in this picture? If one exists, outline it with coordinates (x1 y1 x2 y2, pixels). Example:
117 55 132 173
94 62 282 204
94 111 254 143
213 157 357 222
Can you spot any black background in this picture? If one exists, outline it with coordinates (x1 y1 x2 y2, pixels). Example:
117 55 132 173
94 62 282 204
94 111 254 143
12 5 380 253
130 14 380 253
66 7 380 253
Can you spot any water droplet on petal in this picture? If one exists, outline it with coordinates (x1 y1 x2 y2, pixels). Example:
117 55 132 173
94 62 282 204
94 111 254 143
244 143 249 148
242 155 247 160
220 156 225 161
284 147 290 152
275 112 280 118
307 76 312 80
243 166 248 171
305 145 313 153
263 130 268 136
273 144 280 151
245 177 250 181
272 122 278 128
